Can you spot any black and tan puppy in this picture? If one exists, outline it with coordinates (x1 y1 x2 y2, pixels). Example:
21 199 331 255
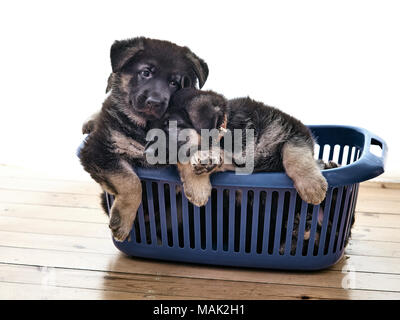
153 88 328 206
80 37 208 241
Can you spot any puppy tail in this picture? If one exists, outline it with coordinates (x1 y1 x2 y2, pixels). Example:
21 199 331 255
100 191 110 216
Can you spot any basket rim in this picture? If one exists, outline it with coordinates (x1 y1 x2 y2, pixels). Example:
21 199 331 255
134 125 387 188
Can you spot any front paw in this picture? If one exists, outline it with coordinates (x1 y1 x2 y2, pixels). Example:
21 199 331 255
82 119 96 134
190 149 223 175
109 208 132 242
294 172 328 205
183 177 212 207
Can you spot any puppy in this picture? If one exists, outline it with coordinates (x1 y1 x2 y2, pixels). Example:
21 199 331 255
151 88 328 207
79 37 209 241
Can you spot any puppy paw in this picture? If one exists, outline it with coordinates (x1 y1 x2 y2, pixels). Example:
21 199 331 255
183 177 212 207
82 119 96 134
294 172 328 205
190 149 223 175
109 208 133 242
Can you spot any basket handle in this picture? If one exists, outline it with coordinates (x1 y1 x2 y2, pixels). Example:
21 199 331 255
323 128 387 186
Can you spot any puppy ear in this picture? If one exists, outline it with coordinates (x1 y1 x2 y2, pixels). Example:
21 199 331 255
180 75 192 88
184 48 209 89
105 73 114 93
110 37 145 73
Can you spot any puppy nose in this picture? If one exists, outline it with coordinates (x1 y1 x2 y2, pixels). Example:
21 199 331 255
145 97 163 109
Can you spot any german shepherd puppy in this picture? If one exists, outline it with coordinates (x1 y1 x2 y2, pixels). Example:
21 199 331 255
79 37 209 242
150 88 328 207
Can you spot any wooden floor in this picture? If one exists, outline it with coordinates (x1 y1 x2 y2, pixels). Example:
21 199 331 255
0 165 400 300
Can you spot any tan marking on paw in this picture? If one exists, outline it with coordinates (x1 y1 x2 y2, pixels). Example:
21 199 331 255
283 142 328 205
178 163 212 207
190 148 223 175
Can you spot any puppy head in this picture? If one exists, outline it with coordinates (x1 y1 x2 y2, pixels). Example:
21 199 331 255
167 88 228 133
107 37 209 121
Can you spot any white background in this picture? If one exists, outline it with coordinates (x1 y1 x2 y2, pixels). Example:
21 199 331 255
0 0 399 180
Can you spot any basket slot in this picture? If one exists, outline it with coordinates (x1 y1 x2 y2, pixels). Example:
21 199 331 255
200 206 206 250
314 144 320 160
277 191 292 255
272 191 285 254
262 192 273 254
325 186 344 254
222 190 230 251
322 144 331 162
281 191 297 255
337 145 345 165
256 191 268 254
174 185 185 248
157 183 168 246
293 199 310 256
239 189 249 253
168 183 180 247
306 204 322 256
145 181 159 245
187 202 195 249
205 195 213 250
228 189 236 252
328 144 335 161
181 188 191 248
332 186 351 252
210 189 217 250
216 188 224 251
346 147 355 165
193 204 202 250
335 185 354 252
233 190 242 252
317 144 324 160
244 190 255 253
140 182 151 244
340 145 350 165
315 188 333 256
135 203 146 244
250 190 261 254
267 192 279 254
332 144 341 163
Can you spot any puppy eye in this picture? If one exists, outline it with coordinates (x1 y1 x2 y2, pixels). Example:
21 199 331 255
140 70 151 78
169 80 178 87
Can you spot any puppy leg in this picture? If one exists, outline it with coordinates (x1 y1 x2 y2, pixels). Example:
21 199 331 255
178 163 212 207
101 161 142 242
282 142 328 205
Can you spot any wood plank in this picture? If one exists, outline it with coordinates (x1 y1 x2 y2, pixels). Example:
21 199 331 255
0 231 117 255
0 176 101 195
0 216 110 239
0 281 195 300
0 203 107 224
0 189 101 209
346 239 400 258
355 211 400 228
1 246 399 288
1 263 399 300
351 226 400 242
356 187 400 214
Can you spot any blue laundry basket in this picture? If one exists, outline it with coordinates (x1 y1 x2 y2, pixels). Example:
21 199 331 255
79 125 387 270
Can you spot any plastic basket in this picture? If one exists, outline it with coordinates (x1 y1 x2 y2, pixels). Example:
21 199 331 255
79 125 387 270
